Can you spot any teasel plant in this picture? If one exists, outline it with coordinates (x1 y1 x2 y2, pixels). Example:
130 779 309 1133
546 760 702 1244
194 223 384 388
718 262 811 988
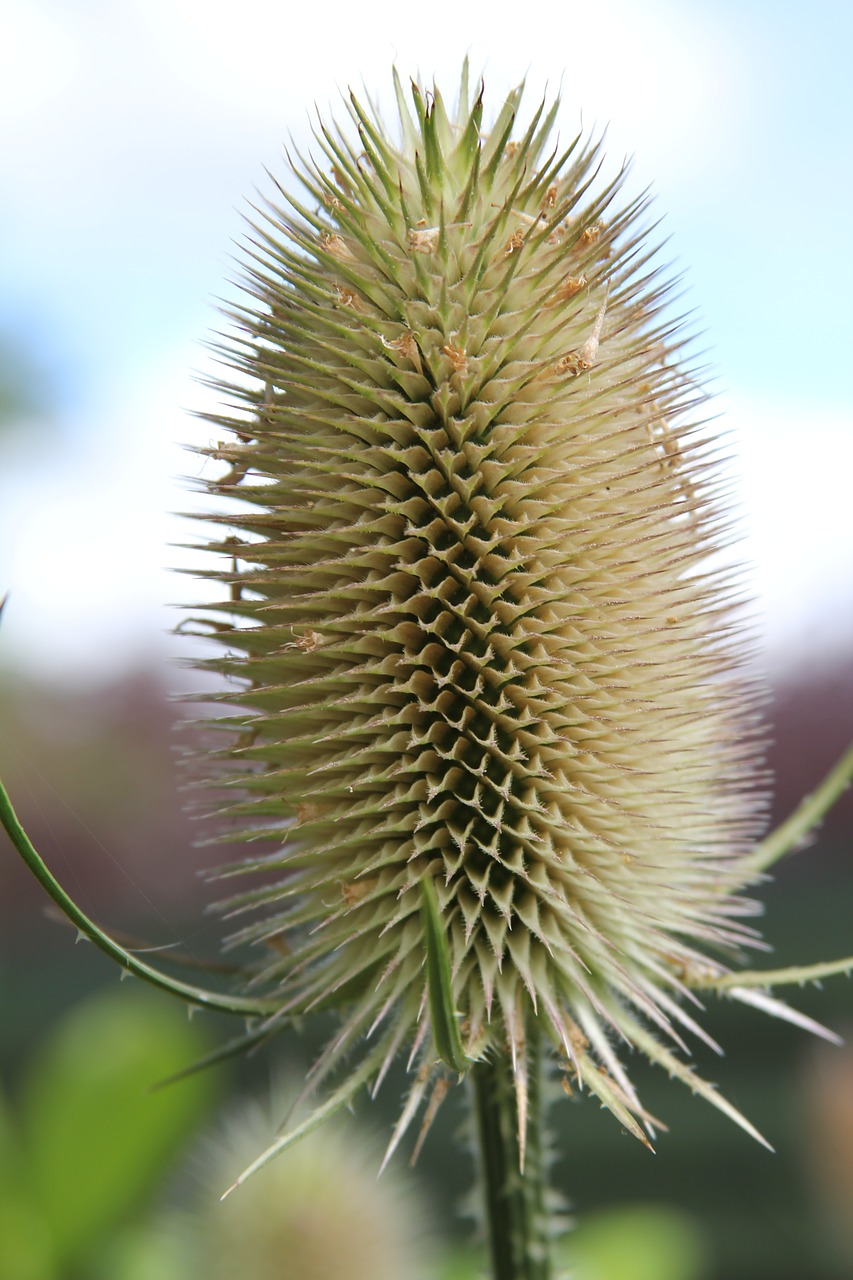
179 1080 433 1280
2 64 853 1280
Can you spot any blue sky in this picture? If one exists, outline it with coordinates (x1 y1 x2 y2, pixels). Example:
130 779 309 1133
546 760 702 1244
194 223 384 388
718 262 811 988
0 0 850 683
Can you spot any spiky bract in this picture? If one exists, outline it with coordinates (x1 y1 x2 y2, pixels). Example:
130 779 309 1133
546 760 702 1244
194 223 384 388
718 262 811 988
192 69 772 1154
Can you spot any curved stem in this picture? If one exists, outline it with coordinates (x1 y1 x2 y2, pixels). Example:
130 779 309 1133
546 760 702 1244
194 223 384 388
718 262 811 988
742 737 853 877
470 1023 552 1280
0 775 278 1017
693 955 853 991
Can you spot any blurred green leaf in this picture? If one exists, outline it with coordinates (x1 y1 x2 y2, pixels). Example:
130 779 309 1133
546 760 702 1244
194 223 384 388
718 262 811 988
566 1204 708 1280
18 988 220 1270
0 1194 57 1280
92 1219 192 1280
437 1247 482 1280
0 1083 19 1180
0 1074 59 1278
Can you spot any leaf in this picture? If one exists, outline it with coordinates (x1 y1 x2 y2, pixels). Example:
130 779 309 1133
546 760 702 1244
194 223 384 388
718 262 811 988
567 1204 707 1280
0 1195 57 1280
420 878 474 1074
0 1085 58 1280
0 1083 19 1186
19 989 221 1269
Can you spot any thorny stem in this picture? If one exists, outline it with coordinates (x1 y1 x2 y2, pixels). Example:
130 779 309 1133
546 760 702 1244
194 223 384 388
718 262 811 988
470 1022 552 1280
743 737 853 875
0 776 278 1018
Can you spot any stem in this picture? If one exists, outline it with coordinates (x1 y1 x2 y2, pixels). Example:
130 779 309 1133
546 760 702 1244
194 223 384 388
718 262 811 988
470 1023 552 1280
741 736 853 876
0 775 277 1018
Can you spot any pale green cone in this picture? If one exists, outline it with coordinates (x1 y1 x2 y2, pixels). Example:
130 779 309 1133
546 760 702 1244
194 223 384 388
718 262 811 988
2 68 853 1189
186 67 801 1167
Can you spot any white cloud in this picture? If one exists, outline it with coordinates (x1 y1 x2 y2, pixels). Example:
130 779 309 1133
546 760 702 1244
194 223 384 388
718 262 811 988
2 364 848 686
0 367 205 683
2 0 746 219
0 0 847 686
0 0 83 116
726 392 853 671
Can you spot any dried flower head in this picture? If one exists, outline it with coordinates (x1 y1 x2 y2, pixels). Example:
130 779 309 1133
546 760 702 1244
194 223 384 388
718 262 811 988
2 67 851 1189
183 65 853 1171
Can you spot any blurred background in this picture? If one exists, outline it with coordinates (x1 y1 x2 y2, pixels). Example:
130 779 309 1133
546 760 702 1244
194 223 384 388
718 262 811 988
0 1 851 1277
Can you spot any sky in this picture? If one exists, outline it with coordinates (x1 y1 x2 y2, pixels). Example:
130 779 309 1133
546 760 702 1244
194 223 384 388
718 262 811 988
0 0 850 686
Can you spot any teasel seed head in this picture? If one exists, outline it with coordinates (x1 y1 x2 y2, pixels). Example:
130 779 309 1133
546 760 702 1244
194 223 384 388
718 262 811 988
183 65 824 1169
183 1084 430 1280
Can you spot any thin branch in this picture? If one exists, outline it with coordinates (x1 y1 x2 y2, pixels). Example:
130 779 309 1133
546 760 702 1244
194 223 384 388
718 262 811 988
0 776 279 1018
741 738 853 877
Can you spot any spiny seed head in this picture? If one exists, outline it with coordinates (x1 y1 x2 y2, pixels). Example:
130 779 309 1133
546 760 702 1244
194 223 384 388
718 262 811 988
190 66 773 1157
185 1087 430 1280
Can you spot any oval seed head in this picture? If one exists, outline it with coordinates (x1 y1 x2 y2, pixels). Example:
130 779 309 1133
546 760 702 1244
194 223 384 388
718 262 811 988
191 68 771 1155
184 1086 431 1280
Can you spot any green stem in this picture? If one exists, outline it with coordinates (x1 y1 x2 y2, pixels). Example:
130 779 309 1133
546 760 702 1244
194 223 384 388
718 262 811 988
0 774 277 1018
470 1024 552 1280
741 736 853 876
